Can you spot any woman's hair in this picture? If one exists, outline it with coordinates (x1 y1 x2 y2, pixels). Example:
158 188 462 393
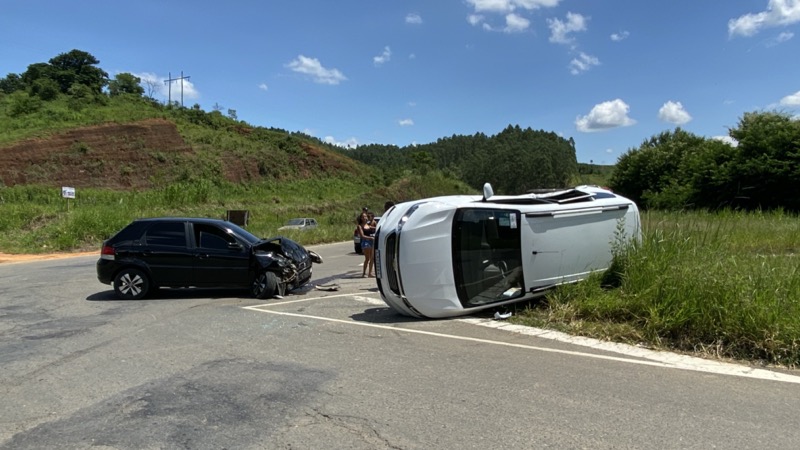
357 214 367 225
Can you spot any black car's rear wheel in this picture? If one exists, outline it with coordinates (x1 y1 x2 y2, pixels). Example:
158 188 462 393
113 268 150 300
354 243 362 254
253 271 279 299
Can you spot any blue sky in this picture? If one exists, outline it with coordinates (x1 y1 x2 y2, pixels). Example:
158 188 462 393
2 1 800 164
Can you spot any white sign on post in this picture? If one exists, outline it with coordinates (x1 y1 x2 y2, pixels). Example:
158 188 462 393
62 187 75 199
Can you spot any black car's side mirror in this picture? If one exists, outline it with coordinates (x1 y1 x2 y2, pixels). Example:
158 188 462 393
308 250 323 264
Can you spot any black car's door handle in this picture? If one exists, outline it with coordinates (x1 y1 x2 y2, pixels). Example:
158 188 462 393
195 253 209 259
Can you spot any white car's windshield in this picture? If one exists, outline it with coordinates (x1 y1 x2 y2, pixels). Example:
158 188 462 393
286 218 306 226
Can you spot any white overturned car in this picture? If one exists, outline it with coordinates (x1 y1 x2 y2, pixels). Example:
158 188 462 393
374 184 641 318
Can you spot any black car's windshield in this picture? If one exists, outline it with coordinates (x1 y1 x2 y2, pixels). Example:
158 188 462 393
225 222 261 244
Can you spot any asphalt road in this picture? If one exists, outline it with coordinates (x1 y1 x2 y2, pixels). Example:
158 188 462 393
1 241 800 449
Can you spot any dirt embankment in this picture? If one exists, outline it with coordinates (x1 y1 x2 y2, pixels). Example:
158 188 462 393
0 119 192 189
0 118 364 189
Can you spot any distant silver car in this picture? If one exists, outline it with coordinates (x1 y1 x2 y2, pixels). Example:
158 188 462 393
374 183 641 318
278 218 318 231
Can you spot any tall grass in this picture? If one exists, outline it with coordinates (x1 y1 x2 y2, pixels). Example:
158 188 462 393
0 173 471 253
514 209 800 366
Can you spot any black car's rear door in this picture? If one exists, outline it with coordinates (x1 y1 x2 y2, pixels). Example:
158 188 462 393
140 221 194 286
190 222 252 287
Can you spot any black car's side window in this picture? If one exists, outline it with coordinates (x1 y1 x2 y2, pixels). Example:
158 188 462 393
145 222 187 247
199 232 230 250
194 224 239 251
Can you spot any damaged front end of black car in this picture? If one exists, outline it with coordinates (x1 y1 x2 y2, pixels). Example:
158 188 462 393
251 237 324 299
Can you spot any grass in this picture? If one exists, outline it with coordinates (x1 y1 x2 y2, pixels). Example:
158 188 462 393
511 209 800 367
0 171 474 253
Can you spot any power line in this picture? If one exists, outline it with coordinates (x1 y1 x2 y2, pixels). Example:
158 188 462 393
164 71 191 106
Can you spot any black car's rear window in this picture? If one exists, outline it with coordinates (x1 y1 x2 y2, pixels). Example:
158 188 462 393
145 222 187 247
109 221 149 242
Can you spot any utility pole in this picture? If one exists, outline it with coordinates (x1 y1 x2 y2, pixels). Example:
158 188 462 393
164 71 191 106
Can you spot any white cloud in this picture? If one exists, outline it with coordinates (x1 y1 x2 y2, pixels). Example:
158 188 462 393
569 52 600 75
133 72 200 101
767 31 795 45
466 0 561 13
548 12 588 44
406 13 422 24
286 55 347 85
398 119 414 126
728 0 800 37
658 101 693 125
258 83 268 91
712 136 739 146
504 13 530 32
373 46 392 66
780 89 800 106
323 135 359 148
610 31 630 41
465 0 560 29
575 99 636 132
467 14 484 26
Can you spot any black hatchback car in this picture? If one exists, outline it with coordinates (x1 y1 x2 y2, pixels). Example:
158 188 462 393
97 217 323 300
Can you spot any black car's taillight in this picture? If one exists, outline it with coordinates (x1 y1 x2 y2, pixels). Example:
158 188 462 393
100 245 115 260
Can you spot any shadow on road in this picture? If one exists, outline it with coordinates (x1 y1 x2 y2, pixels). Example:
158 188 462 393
350 307 423 325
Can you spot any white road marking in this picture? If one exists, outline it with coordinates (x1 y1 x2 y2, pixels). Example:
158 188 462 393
245 294 800 384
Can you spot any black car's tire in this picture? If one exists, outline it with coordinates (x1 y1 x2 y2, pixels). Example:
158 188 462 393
354 243 362 254
113 268 150 300
253 271 279 299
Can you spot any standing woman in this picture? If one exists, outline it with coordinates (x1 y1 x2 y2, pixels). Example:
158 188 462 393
357 212 375 277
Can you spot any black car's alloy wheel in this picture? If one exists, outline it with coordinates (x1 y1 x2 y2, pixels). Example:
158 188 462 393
253 271 279 299
113 268 150 300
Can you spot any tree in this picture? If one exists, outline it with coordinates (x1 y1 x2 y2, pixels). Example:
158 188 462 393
67 83 97 110
609 128 706 208
30 77 61 100
727 111 800 210
142 77 160 99
411 151 436 175
48 49 108 94
20 62 54 87
108 72 144 96
0 73 24 94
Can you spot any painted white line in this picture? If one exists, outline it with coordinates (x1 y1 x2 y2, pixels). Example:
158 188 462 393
245 293 800 384
245 305 680 368
458 318 800 384
250 292 361 308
